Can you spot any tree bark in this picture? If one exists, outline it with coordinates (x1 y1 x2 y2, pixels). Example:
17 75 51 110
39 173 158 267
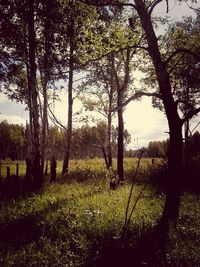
117 89 124 181
24 20 33 158
62 16 74 174
28 0 42 189
107 108 113 169
40 0 50 175
102 147 109 169
134 0 183 223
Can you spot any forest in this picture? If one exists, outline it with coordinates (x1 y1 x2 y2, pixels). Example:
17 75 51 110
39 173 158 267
0 0 200 266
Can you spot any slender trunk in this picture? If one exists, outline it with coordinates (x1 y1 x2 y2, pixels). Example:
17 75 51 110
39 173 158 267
16 162 19 178
135 0 183 223
41 84 47 175
117 90 124 181
24 21 33 158
184 82 190 173
62 17 74 174
102 147 109 168
6 167 10 180
26 66 33 158
28 0 42 189
44 159 48 176
107 65 114 169
107 110 113 169
41 0 50 175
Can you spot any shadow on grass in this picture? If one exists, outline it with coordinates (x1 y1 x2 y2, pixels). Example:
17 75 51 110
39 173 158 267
82 225 175 267
0 214 41 253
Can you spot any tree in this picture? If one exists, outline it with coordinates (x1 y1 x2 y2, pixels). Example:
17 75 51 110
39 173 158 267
26 0 43 188
61 1 98 174
161 14 200 170
0 121 26 160
80 27 142 177
0 0 48 187
130 0 200 226
83 0 200 226
79 55 118 168
147 140 168 158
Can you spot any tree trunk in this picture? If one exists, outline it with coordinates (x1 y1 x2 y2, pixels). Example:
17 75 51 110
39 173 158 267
16 162 19 178
26 66 33 158
40 0 51 175
102 147 109 169
41 82 48 175
107 110 113 169
44 159 48 176
62 17 74 175
28 0 42 189
117 90 124 181
0 159 2 183
134 0 183 223
24 20 33 159
162 120 183 222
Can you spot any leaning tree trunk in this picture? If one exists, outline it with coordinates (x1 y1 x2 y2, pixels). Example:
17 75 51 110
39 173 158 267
28 0 42 189
134 0 183 224
62 16 74 175
117 89 124 181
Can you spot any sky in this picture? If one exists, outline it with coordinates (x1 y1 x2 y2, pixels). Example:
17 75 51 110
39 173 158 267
0 0 199 148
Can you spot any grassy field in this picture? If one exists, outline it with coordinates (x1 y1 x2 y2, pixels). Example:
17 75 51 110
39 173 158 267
0 159 199 266
0 158 163 181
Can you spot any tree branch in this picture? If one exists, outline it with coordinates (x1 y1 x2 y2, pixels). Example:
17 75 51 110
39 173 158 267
175 98 188 107
72 131 103 149
48 104 107 150
48 105 67 130
80 0 136 9
148 0 163 16
165 48 200 65
78 38 147 70
0 51 28 65
168 54 185 75
112 90 162 111
166 0 169 13
182 107 200 124
186 2 200 12
191 121 200 134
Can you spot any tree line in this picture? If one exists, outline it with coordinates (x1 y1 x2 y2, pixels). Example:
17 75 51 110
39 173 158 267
1 120 200 163
0 120 132 161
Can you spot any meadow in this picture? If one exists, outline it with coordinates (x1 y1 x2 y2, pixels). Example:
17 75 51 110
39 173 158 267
0 158 199 266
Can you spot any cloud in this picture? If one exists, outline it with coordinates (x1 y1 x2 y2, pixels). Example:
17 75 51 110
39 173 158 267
0 114 27 125
124 98 168 147
0 93 28 125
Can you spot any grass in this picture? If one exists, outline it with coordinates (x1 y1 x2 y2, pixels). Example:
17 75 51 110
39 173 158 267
0 158 199 266
0 181 163 267
0 157 163 181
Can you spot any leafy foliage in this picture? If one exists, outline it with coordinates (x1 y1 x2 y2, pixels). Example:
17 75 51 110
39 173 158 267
0 121 26 160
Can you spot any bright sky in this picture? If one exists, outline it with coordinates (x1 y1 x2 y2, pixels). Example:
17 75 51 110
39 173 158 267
0 0 199 148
